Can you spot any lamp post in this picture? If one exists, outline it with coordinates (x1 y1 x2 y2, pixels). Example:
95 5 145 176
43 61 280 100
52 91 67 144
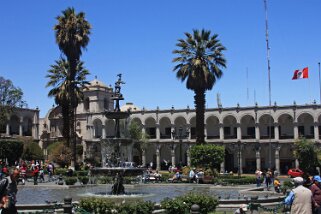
232 141 245 178
172 126 189 166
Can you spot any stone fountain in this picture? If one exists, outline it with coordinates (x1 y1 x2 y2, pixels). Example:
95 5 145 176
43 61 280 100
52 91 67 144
90 74 145 194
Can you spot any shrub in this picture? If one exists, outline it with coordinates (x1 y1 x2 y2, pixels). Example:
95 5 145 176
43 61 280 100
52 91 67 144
213 176 257 185
80 198 116 214
64 177 78 185
79 198 155 214
76 170 89 176
117 201 155 214
55 168 68 176
161 192 218 214
78 176 89 185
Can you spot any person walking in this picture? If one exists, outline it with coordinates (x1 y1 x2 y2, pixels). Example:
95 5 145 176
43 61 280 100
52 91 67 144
265 169 272 190
310 176 321 214
255 169 262 187
284 176 313 214
0 168 20 214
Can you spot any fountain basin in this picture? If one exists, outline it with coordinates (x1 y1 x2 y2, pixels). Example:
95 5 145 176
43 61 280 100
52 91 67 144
90 167 145 177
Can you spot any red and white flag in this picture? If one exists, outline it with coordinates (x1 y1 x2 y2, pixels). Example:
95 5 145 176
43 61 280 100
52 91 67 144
292 67 309 80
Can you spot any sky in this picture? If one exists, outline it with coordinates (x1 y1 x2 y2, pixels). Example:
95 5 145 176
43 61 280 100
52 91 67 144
1 0 321 117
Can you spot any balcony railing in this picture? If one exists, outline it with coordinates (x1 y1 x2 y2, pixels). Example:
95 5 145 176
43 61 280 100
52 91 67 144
280 135 294 139
241 135 255 139
260 135 275 139
224 135 237 139
160 134 171 139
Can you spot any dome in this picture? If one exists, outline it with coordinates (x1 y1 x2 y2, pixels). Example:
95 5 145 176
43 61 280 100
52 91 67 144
89 78 108 88
120 102 141 112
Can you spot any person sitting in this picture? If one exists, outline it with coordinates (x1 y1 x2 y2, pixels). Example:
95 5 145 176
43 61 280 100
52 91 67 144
153 170 162 182
274 178 281 193
172 171 181 183
189 168 196 183
234 204 248 214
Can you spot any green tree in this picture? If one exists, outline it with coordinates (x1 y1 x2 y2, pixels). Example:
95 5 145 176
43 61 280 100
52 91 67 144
172 29 226 144
0 76 26 132
129 121 149 150
22 142 44 161
0 140 24 165
46 58 90 145
190 144 225 174
54 7 91 168
294 138 320 174
47 141 72 168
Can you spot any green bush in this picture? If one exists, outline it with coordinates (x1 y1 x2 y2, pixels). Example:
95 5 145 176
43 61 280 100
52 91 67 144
78 176 89 185
79 198 155 214
55 168 68 176
0 140 24 165
64 177 78 185
117 201 155 214
76 170 89 176
213 176 258 185
80 198 116 214
96 176 113 184
161 192 218 214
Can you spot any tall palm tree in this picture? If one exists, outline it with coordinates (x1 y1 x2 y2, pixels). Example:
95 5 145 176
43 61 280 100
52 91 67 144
172 29 227 144
54 7 91 168
46 58 90 149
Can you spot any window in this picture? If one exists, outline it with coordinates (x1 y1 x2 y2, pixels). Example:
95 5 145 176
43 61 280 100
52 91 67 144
104 98 109 110
224 127 231 136
298 126 305 136
247 127 255 136
267 126 275 137
84 97 90 111
147 127 156 138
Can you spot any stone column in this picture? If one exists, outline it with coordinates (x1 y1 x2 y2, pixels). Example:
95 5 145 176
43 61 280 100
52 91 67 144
19 118 23 136
275 145 281 174
187 146 191 167
237 123 241 140
142 149 146 167
255 123 260 140
102 125 106 139
220 161 225 173
171 145 176 167
156 124 160 140
295 159 299 169
6 123 9 135
156 146 161 171
204 125 207 140
219 123 224 140
294 122 299 139
274 123 279 140
256 146 261 170
238 150 243 174
314 122 319 141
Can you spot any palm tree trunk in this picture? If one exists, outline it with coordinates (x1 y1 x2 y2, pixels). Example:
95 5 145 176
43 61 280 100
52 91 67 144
194 89 206 144
69 58 78 169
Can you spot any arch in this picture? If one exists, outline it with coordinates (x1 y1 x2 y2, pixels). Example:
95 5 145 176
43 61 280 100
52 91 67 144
159 117 171 139
93 119 102 138
9 115 19 135
240 115 255 139
105 120 115 138
160 144 172 169
278 114 294 139
22 117 33 136
206 116 220 139
223 115 237 139
259 114 275 139
145 117 157 139
297 113 314 139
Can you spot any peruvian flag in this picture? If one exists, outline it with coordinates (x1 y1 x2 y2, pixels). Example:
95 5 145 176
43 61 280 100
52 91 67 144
292 67 309 80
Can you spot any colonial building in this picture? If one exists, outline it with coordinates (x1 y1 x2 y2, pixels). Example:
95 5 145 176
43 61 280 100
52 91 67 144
0 107 40 139
12 77 321 174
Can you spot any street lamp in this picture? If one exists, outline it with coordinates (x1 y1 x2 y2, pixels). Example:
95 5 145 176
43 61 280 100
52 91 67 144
172 126 190 165
232 141 245 178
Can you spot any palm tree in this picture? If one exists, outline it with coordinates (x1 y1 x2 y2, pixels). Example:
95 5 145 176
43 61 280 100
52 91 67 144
54 7 91 168
172 29 227 144
46 58 90 149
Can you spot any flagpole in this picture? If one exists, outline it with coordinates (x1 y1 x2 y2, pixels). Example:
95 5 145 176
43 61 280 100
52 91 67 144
264 0 272 170
319 62 321 104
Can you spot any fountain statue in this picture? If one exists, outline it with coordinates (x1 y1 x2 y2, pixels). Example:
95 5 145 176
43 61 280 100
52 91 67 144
90 74 145 194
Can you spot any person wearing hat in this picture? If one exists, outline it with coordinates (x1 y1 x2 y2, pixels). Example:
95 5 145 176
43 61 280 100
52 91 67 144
284 176 313 214
310 175 321 214
234 204 247 214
